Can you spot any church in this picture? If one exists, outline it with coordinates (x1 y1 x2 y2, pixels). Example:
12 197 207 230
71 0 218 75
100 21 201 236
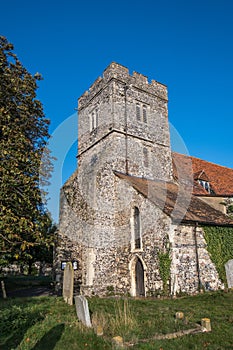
55 62 233 297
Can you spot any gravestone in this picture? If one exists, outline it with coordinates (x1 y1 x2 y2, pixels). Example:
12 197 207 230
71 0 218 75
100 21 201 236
75 295 92 327
62 262 74 305
225 259 233 288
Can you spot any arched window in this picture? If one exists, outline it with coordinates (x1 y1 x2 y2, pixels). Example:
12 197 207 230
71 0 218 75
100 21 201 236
136 103 141 121
135 101 148 123
134 207 141 249
90 109 98 131
142 105 147 123
94 109 98 129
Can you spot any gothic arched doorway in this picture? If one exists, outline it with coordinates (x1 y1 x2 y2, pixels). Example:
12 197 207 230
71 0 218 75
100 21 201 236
135 258 145 296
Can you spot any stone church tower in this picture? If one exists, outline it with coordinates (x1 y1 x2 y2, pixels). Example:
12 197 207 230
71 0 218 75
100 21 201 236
56 63 225 297
77 62 172 182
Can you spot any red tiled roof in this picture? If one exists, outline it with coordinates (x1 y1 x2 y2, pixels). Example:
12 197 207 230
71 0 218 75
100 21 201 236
172 152 233 196
115 171 233 226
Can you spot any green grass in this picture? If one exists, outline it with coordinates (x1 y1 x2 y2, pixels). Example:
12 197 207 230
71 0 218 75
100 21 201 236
0 291 233 349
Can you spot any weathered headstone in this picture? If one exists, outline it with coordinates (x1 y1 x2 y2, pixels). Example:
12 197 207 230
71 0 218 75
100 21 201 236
62 262 74 305
74 295 92 327
225 259 233 288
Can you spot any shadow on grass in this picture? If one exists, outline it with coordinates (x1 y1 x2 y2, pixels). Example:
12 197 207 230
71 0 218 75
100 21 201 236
32 324 65 350
0 297 56 350
0 310 45 350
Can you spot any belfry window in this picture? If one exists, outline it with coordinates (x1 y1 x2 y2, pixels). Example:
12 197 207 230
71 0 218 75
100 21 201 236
90 109 98 132
142 106 147 123
135 102 148 123
136 103 141 121
134 207 141 249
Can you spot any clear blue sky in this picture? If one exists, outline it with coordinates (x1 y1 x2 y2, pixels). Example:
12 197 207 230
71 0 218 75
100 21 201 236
1 0 233 222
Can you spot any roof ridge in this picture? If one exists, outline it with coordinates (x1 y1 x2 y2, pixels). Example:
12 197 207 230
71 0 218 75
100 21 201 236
172 151 233 170
115 171 233 226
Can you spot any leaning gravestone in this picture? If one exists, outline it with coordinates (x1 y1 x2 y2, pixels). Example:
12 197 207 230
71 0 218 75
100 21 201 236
62 262 74 305
75 295 92 328
225 259 233 288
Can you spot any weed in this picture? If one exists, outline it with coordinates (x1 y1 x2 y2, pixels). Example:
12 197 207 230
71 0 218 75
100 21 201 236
109 299 137 337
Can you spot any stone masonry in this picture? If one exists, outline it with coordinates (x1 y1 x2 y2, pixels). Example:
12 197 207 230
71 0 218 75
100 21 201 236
55 62 223 297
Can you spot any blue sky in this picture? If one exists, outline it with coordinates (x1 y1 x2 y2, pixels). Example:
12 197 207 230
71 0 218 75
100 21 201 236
1 0 233 222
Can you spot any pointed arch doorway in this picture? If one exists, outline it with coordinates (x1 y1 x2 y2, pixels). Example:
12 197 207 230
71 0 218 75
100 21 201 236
135 258 145 297
129 256 146 297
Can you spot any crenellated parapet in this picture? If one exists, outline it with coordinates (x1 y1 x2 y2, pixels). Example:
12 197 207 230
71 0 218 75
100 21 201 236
78 62 167 110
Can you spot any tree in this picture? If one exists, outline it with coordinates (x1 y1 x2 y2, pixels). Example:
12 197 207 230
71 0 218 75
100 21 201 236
23 218 57 275
0 36 54 266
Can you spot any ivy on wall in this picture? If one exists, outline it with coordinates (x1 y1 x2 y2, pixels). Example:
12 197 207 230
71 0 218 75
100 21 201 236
203 225 233 285
158 251 171 295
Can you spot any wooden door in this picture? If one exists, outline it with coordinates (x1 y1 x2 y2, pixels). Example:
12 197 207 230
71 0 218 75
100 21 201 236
135 259 145 296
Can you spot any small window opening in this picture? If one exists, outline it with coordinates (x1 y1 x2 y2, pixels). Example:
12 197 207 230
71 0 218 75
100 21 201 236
142 106 147 123
143 147 149 167
90 109 98 132
136 104 141 121
94 109 98 129
134 207 141 249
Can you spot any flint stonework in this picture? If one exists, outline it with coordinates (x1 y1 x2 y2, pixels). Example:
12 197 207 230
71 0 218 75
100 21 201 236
55 62 225 297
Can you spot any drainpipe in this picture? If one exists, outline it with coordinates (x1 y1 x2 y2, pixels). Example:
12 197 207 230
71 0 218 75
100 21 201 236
124 84 129 174
194 222 202 291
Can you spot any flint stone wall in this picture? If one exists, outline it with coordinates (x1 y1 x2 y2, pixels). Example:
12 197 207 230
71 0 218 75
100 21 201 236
170 224 223 294
55 62 222 296
77 63 172 182
56 171 222 296
56 172 169 296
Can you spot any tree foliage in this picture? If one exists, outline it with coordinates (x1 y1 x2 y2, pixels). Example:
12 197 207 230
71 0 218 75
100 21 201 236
0 36 54 264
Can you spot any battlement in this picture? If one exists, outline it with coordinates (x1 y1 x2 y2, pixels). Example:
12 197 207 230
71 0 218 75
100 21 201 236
78 62 167 109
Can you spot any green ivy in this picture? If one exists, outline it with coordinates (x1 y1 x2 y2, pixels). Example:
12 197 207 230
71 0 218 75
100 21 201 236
158 251 171 295
203 226 233 285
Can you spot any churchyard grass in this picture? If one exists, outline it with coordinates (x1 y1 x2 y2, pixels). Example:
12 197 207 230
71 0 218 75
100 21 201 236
0 291 233 349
